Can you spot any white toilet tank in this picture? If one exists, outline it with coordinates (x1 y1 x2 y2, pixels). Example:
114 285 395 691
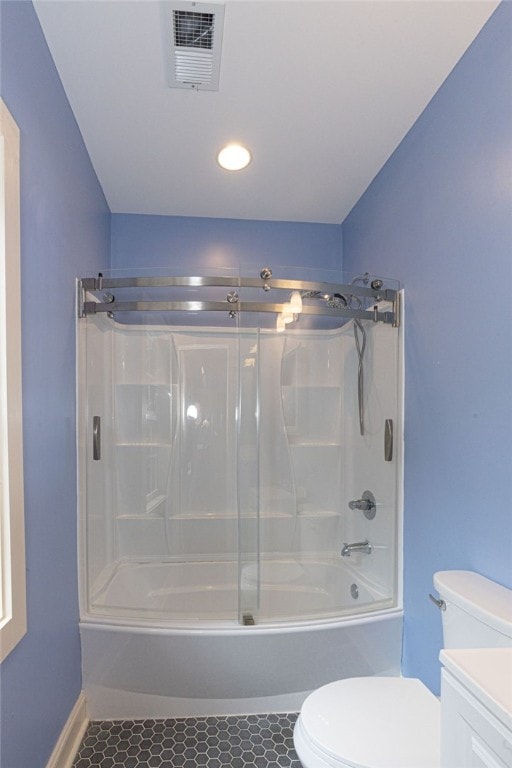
434 570 512 649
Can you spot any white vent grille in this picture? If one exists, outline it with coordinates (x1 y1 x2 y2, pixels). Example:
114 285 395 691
175 50 213 83
163 2 225 91
173 10 214 49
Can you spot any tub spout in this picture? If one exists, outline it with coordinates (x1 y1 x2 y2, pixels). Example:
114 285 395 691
341 540 372 557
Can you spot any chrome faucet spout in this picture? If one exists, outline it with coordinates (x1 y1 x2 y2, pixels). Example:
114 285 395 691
341 540 372 557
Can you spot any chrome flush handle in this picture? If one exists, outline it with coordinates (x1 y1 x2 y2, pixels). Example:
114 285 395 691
428 593 446 611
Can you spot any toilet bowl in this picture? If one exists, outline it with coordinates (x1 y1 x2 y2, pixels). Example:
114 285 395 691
294 571 512 768
293 676 440 768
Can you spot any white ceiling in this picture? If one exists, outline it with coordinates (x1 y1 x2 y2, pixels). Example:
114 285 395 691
34 0 498 224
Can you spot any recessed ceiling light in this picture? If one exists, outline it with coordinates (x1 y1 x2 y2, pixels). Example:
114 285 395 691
217 143 251 171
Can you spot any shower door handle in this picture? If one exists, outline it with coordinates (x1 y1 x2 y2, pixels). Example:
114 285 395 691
93 416 101 461
384 419 393 462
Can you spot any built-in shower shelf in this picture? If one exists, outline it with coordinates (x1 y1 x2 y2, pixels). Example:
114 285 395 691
115 442 172 448
298 507 340 516
162 508 340 520
287 439 341 447
281 383 342 390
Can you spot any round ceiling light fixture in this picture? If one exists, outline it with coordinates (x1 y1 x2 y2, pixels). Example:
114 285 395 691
217 143 252 171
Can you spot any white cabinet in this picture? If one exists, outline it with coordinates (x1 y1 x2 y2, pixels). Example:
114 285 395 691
440 648 512 768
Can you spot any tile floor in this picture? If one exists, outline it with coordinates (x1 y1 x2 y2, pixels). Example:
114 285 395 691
72 712 302 767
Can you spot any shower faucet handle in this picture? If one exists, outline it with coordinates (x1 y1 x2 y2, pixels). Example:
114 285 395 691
349 498 374 511
348 490 376 519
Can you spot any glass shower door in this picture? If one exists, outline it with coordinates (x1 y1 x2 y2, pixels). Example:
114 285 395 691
236 324 261 625
79 267 402 627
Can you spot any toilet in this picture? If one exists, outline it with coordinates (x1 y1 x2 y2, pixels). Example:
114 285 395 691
294 570 512 768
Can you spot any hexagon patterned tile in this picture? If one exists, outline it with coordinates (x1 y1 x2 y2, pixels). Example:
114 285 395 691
72 713 301 767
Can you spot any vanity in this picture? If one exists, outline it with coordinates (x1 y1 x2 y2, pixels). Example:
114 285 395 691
440 647 512 768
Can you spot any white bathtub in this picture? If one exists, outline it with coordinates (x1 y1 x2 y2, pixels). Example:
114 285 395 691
81 558 403 719
88 557 392 622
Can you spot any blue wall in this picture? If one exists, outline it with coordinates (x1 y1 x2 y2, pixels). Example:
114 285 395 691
0 3 110 766
0 2 509 762
342 2 512 692
111 213 342 273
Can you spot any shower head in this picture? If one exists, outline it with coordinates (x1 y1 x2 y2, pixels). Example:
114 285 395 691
326 293 348 309
301 290 348 308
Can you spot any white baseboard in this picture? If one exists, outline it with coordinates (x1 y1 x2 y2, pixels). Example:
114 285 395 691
45 692 89 768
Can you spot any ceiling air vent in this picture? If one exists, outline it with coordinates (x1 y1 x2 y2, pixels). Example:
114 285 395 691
163 1 225 91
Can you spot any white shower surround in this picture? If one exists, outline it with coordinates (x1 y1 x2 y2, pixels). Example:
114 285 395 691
77 294 404 718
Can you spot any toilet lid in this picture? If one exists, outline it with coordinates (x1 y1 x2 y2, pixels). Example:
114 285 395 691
300 677 440 768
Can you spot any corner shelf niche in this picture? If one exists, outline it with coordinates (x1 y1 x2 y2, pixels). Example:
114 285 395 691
280 337 343 521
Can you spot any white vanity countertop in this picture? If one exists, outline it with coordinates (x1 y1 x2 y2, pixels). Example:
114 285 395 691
440 647 512 729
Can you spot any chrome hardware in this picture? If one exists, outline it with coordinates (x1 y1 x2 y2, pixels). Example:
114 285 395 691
228 310 237 319
392 290 401 328
350 583 359 600
93 416 101 461
341 540 372 557
77 278 86 318
429 593 446 611
384 419 393 462
79 274 399 326
348 491 376 520
227 291 239 303
371 279 383 290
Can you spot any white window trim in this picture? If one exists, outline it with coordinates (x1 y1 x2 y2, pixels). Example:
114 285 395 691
0 98 26 662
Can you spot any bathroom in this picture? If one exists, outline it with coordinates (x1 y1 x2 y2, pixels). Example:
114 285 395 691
0 1 511 766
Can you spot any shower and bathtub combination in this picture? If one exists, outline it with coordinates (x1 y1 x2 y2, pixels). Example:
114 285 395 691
76 266 404 718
